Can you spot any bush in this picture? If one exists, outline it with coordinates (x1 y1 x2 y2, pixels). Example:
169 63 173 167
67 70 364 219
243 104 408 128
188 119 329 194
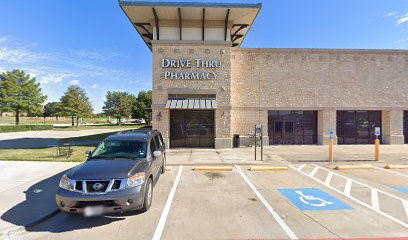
0 125 53 133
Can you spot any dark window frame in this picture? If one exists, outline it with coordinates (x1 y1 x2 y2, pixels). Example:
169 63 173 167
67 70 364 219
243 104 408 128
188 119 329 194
337 110 382 144
268 111 318 145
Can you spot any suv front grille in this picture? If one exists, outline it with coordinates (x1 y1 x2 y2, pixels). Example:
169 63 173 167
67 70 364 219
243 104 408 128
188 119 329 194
75 181 83 191
86 181 109 192
112 180 121 190
71 179 124 194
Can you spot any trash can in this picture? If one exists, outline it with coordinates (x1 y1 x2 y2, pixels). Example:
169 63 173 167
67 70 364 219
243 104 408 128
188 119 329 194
233 134 240 148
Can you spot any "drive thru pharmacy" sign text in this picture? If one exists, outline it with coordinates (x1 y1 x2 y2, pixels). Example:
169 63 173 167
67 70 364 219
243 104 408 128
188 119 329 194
161 58 221 80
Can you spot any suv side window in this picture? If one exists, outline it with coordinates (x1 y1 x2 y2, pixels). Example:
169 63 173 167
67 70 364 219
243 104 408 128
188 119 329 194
158 133 165 147
154 135 162 148
150 138 158 154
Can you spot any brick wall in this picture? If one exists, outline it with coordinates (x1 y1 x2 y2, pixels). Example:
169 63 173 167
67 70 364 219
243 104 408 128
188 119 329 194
231 48 408 144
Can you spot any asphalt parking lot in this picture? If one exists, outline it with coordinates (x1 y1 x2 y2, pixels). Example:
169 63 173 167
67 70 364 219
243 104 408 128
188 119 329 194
1 160 407 240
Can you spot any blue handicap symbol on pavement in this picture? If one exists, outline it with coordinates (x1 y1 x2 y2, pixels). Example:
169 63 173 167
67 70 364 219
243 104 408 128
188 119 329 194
393 187 408 195
278 188 353 211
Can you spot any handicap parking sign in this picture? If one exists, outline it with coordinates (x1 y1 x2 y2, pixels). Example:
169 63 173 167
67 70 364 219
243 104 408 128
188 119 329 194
279 188 352 211
393 187 408 195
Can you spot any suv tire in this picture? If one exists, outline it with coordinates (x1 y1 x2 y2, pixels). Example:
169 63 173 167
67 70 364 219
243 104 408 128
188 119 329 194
161 155 166 174
141 178 153 212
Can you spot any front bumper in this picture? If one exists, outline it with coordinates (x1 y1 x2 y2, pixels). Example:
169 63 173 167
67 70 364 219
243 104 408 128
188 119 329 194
56 185 145 214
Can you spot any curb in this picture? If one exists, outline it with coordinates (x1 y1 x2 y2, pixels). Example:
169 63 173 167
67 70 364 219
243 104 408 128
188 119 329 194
333 165 375 170
25 208 60 229
6 208 60 239
168 162 275 166
384 165 408 169
192 166 233 171
247 166 288 171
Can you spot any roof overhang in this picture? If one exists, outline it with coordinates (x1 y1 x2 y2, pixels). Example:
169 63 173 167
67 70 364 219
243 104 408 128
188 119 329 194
165 98 217 109
119 1 261 50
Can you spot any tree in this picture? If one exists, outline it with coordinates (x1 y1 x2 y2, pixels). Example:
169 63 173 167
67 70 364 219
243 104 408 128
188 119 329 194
103 91 134 125
0 69 47 125
60 85 93 127
43 102 62 119
133 90 152 124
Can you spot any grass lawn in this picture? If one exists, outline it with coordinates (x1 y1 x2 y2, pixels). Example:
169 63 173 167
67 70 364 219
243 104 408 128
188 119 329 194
0 146 93 162
0 125 151 162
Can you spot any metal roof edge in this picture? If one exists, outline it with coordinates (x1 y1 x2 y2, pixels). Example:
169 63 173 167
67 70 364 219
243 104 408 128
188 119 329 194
237 4 261 47
231 47 408 53
119 1 262 9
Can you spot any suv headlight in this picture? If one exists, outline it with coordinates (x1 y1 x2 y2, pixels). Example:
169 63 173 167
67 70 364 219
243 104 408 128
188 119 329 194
59 175 74 191
127 173 145 188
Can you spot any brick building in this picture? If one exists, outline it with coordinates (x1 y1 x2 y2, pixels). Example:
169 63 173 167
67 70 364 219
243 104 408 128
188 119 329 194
120 1 408 148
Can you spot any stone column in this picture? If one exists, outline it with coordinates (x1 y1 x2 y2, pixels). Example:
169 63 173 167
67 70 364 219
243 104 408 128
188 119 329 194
260 110 269 146
318 110 337 145
152 108 170 148
215 108 232 148
382 110 404 144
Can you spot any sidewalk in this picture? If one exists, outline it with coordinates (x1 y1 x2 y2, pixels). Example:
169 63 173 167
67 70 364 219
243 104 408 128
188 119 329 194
166 145 408 165
0 161 78 238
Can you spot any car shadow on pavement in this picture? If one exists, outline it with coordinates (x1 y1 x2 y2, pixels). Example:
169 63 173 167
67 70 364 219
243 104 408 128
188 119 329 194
1 168 134 234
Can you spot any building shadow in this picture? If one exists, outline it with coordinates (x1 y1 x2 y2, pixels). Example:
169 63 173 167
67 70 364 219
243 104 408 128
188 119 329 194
0 126 152 149
0 167 142 234
0 138 60 149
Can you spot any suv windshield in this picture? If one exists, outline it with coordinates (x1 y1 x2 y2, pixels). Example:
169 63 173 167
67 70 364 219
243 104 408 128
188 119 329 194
90 140 147 159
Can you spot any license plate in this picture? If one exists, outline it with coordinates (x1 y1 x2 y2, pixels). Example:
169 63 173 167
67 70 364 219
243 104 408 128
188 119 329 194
84 206 104 217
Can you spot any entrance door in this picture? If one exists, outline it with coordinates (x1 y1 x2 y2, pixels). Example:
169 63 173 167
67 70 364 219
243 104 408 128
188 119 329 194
170 110 215 148
336 111 381 144
273 121 295 144
268 111 317 145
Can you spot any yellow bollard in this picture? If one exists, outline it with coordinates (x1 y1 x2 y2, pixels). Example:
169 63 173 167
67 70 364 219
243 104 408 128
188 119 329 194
329 138 333 162
375 138 380 161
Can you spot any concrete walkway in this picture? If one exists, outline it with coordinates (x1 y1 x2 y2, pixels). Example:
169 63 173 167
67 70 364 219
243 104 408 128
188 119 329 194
167 144 408 165
0 161 79 239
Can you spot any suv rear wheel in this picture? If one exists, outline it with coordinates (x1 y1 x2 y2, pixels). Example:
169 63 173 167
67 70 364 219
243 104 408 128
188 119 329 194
141 178 153 212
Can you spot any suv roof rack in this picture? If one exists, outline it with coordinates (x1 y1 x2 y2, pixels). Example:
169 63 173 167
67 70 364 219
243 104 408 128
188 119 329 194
118 127 157 135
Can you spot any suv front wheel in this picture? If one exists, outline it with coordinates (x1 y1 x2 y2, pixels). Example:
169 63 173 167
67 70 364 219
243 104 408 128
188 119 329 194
141 178 153 212
161 154 166 174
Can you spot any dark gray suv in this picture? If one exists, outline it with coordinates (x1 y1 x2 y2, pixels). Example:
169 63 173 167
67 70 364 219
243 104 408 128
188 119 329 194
56 129 166 216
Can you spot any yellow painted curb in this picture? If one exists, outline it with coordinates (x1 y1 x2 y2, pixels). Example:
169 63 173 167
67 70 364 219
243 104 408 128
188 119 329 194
334 165 374 170
384 165 408 169
247 166 288 171
192 166 233 171
165 166 172 171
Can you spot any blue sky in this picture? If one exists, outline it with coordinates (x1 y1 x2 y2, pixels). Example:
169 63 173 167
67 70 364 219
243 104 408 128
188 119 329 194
0 0 407 112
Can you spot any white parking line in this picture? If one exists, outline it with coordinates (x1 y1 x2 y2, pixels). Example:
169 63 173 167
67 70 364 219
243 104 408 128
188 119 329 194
344 179 352 196
324 172 334 185
152 165 183 240
309 166 319 177
235 165 298 240
289 164 408 228
371 189 380 211
372 165 408 178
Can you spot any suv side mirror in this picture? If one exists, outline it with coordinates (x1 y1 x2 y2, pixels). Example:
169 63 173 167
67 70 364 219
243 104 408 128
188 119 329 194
85 150 92 157
153 150 161 157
